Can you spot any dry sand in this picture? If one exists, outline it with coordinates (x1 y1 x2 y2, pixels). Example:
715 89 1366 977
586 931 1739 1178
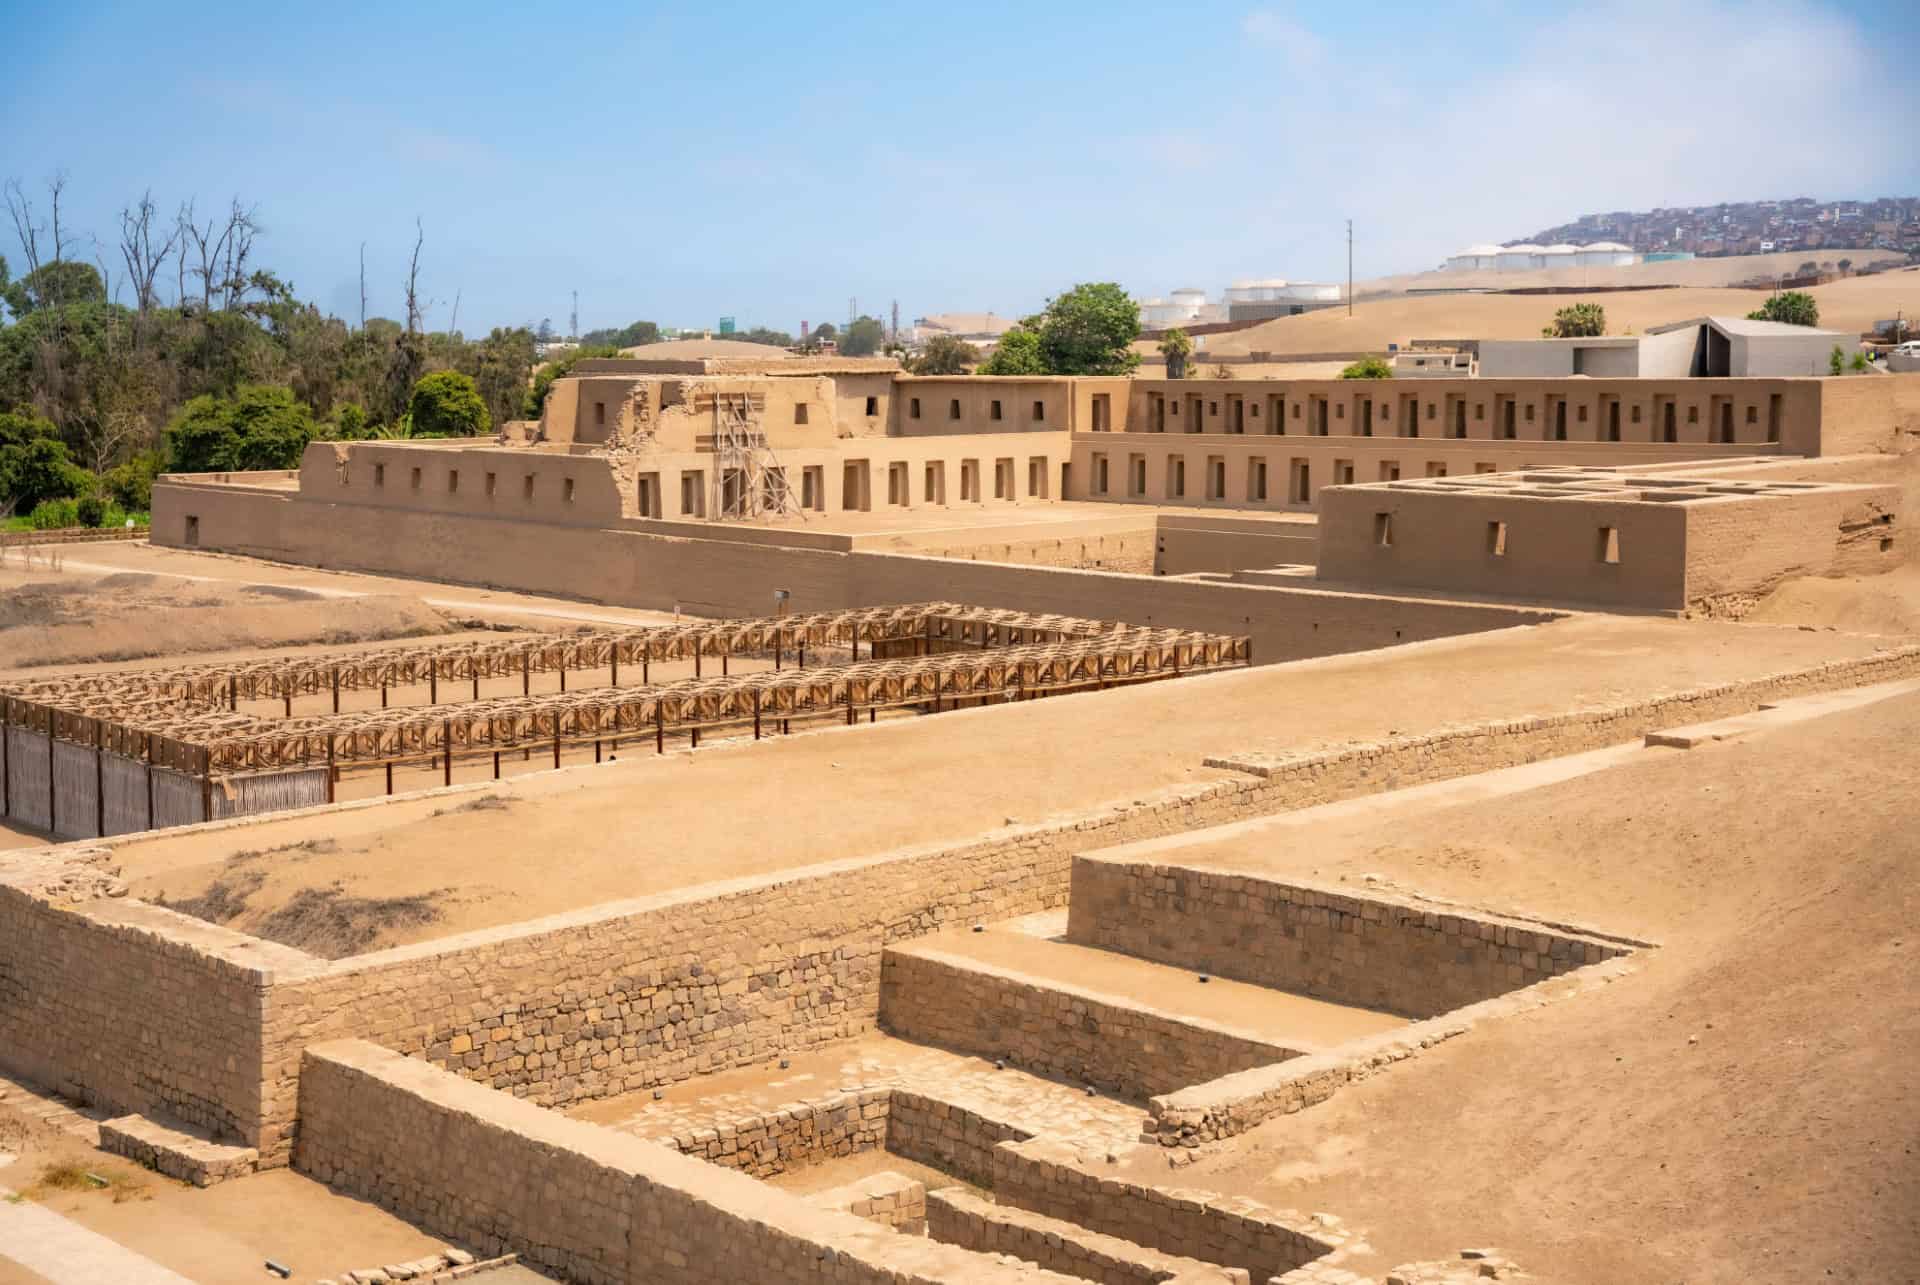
0 571 454 670
1200 272 1919 358
111 614 1905 954
1107 689 1920 1284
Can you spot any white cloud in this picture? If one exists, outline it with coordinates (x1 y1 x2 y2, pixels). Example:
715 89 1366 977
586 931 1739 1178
1242 7 1327 73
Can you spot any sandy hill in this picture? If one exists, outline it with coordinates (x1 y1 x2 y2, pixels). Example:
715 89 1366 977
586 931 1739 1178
1199 269 1920 358
1358 249 1905 296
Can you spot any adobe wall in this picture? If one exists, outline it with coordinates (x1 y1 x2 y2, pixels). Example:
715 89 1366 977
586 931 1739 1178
1154 513 1317 574
925 1187 1248 1285
879 947 1300 1098
1070 431 1776 511
1065 861 1629 1020
1811 374 1910 456
0 881 302 1149
151 478 1555 659
1316 484 1690 610
1683 485 1902 606
892 377 1073 437
293 1039 1065 1285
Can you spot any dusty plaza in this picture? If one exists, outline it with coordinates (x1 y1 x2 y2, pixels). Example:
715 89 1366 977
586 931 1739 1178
0 342 1914 1285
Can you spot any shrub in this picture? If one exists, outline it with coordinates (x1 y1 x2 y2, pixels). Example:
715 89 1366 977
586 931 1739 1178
165 385 316 473
1748 291 1819 327
26 497 80 528
1850 351 1870 373
75 494 106 527
102 450 162 512
1544 303 1606 338
1339 356 1393 379
1830 345 1845 376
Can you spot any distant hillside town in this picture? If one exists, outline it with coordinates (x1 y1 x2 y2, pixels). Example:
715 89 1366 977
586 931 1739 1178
1517 197 1920 260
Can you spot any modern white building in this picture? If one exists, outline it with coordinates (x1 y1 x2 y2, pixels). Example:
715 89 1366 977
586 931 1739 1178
1138 288 1224 329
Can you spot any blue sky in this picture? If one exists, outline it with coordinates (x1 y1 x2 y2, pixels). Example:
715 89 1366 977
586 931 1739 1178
4 0 1916 335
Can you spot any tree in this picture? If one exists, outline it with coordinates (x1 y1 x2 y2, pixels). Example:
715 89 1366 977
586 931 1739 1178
978 325 1046 375
579 319 661 349
464 326 536 428
165 385 315 472
407 370 489 438
840 315 886 357
1838 258 1853 274
908 335 978 375
101 449 162 511
732 327 794 349
1543 302 1606 338
1032 282 1140 375
525 345 620 419
1339 356 1393 379
1748 290 1819 327
0 410 93 512
1158 328 1193 379
1796 261 1818 276
1830 344 1845 376
0 260 106 316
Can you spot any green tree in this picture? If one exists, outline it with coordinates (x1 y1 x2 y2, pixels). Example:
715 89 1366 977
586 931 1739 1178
75 493 107 527
1849 350 1870 373
164 385 316 472
840 315 887 357
0 419 95 513
1748 290 1820 327
908 335 978 375
579 319 661 349
1158 328 1194 379
1543 302 1607 338
1829 344 1845 376
0 260 108 316
101 449 162 511
733 327 795 348
1032 283 1140 375
978 325 1046 375
1837 258 1852 274
407 370 490 438
1339 356 1393 379
525 345 619 419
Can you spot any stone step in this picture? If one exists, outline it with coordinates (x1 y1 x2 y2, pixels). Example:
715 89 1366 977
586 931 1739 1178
98 1114 258 1188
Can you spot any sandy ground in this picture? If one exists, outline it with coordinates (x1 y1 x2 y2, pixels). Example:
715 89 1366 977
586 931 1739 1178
1200 273 1919 358
0 1097 460 1285
1360 250 1914 296
0 569 455 670
107 613 1905 954
1103 688 1920 1284
1742 561 1920 636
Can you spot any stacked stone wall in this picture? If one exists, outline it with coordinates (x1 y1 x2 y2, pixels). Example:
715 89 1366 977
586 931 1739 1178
1066 864 1629 1019
879 948 1300 1098
925 1186 1249 1284
293 1040 1069 1284
658 1087 891 1179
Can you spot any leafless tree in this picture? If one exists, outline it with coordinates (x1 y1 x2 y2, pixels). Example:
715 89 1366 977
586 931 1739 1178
358 241 368 330
181 196 260 311
448 287 461 337
404 217 428 334
6 172 77 283
118 190 180 317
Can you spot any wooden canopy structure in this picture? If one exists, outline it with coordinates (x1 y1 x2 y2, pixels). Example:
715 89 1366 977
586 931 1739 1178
2 604 1250 786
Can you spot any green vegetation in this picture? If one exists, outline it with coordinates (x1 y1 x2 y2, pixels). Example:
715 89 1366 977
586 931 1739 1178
407 370 489 438
1748 290 1820 327
980 283 1141 377
525 345 620 419
1339 356 1393 379
1850 350 1870 373
1158 328 1193 379
1542 302 1607 338
838 315 887 357
0 176 546 527
908 335 978 375
1830 344 1846 376
577 319 659 349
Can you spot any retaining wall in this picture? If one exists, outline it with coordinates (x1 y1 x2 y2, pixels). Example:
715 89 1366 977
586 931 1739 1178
926 1186 1248 1285
293 1039 1068 1284
879 947 1300 1097
658 1087 891 1179
1066 865 1628 1019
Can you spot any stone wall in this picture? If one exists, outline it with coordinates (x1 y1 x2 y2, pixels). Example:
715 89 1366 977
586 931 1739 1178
988 1139 1336 1283
0 883 298 1149
1066 863 1629 1019
926 1186 1248 1284
887 1089 1036 1185
811 1170 928 1235
293 1039 1071 1285
657 1087 890 1179
879 947 1300 1098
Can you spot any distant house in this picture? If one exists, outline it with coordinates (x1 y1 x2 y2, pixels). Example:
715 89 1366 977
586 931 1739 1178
1479 316 1856 378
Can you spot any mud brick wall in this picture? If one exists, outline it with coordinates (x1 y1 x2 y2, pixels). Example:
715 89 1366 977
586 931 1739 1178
294 1039 1069 1285
990 1139 1335 1283
879 948 1301 1098
657 1088 890 1179
812 1170 928 1235
926 1186 1249 1284
0 885 293 1148
1066 862 1628 1019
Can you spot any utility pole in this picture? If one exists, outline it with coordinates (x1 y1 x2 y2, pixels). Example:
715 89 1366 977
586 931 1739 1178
570 290 579 341
1346 219 1354 316
890 299 899 345
848 297 857 331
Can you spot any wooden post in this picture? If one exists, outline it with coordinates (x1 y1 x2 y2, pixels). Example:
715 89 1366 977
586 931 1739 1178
493 751 501 779
284 690 292 717
472 675 479 701
93 722 104 839
381 683 388 708
869 708 875 724
753 690 762 740
430 670 438 703
690 726 700 748
643 658 650 684
656 706 665 754
799 641 805 669
332 671 340 713
846 694 856 726
722 654 728 676
695 651 702 678
611 652 619 687
595 740 602 763
443 720 452 786
200 762 211 825
229 675 237 711
326 734 336 804
774 640 782 671
553 731 561 768
560 668 567 693
385 762 393 795
523 654 530 695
